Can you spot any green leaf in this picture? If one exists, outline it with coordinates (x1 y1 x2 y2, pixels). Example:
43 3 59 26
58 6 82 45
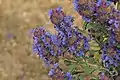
117 43 120 49
84 22 99 30
87 57 97 64
116 65 120 74
79 75 84 80
78 61 87 65
83 65 96 75
64 78 68 80
64 60 72 66
68 64 76 73
89 40 100 51
90 77 99 80
83 21 89 30
109 67 118 77
117 2 120 10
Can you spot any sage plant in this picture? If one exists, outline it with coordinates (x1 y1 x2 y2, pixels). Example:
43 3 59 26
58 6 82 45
32 0 120 79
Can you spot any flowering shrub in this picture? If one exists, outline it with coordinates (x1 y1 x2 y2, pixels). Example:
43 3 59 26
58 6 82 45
31 0 120 80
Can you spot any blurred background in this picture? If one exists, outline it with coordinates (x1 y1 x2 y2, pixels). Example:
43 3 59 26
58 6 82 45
0 0 82 80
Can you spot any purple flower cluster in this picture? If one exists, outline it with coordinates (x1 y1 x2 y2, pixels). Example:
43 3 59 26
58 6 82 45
73 0 120 26
101 43 120 68
74 0 120 32
49 7 89 56
32 7 89 79
101 29 120 68
73 0 120 68
32 27 72 79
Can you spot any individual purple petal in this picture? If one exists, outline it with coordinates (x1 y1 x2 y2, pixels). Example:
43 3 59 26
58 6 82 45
76 50 84 57
51 35 58 45
45 32 51 37
48 69 55 76
41 35 46 43
108 19 114 24
54 63 59 69
64 16 74 26
96 0 102 6
48 9 53 17
56 7 62 13
82 17 91 22
114 21 119 28
65 72 72 80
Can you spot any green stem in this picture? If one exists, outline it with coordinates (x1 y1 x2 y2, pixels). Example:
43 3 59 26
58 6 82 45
117 2 120 10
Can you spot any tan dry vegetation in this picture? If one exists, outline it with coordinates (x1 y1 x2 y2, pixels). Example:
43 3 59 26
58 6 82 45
0 0 82 80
